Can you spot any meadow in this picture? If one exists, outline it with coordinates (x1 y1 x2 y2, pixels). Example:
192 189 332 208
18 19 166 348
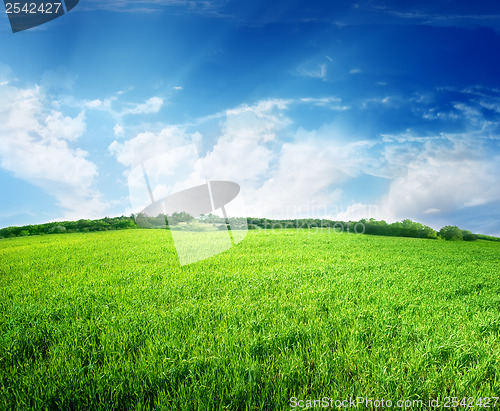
1 228 499 410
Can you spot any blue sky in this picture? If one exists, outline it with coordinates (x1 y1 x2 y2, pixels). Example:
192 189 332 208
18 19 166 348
1 0 500 235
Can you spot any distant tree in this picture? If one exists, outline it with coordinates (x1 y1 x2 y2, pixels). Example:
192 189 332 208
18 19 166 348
364 219 389 236
76 219 90 230
421 225 438 239
185 220 205 232
461 230 478 241
49 225 67 234
439 225 463 241
169 212 194 225
476 234 500 242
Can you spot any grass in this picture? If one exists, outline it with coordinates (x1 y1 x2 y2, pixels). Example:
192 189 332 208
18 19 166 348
1 228 500 410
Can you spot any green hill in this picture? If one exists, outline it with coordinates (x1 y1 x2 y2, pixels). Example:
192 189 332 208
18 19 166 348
1 229 499 409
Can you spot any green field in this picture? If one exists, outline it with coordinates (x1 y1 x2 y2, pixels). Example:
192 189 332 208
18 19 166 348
1 229 500 410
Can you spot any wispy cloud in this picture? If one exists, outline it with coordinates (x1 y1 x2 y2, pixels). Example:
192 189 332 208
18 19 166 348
122 97 163 115
84 95 164 120
362 2 500 29
299 97 349 111
82 0 228 16
297 63 327 81
360 96 395 108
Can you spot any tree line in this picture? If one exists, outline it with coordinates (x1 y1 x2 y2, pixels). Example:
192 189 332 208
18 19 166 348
1 214 499 242
0 216 137 238
246 217 497 242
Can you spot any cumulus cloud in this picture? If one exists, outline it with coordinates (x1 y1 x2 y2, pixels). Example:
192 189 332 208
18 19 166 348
117 98 377 219
108 93 500 234
379 138 500 220
242 124 374 218
109 125 199 168
334 134 500 233
40 111 86 142
0 81 106 220
202 99 291 184
247 141 345 217
110 98 377 219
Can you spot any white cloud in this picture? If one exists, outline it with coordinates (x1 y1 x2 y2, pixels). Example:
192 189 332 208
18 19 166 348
110 99 295 218
336 136 500 229
110 98 371 219
109 125 196 168
200 102 372 218
83 0 225 15
379 138 500 221
113 124 124 137
361 96 395 108
40 111 86 142
85 99 102 108
122 96 163 115
201 99 291 186
349 68 361 74
0 81 106 220
297 63 327 81
107 95 500 233
246 140 346 218
117 87 133 95
247 123 376 218
173 86 183 90
85 95 163 119
299 97 349 111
